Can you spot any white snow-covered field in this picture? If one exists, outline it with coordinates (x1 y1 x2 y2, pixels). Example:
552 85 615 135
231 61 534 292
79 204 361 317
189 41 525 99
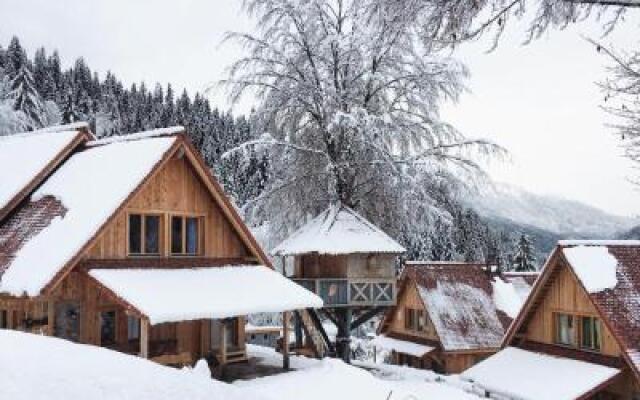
0 330 479 400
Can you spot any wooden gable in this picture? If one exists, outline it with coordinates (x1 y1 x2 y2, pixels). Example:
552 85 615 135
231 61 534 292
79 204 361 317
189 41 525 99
511 255 622 358
84 151 250 260
383 280 440 343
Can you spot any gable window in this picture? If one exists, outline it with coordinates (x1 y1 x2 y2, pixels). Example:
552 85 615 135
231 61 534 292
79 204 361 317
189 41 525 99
555 313 576 346
171 215 203 255
404 308 427 332
128 214 162 255
581 316 601 351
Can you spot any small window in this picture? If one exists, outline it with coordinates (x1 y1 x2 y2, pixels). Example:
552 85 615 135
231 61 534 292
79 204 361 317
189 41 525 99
404 309 414 330
129 214 142 254
127 316 140 341
186 217 199 254
555 313 576 346
145 215 160 254
417 310 426 331
0 310 6 329
100 311 117 346
581 316 601 351
171 215 202 255
171 216 183 254
129 214 162 255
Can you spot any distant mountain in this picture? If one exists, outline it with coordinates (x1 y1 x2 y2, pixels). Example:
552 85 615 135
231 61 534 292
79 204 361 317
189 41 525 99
467 183 638 238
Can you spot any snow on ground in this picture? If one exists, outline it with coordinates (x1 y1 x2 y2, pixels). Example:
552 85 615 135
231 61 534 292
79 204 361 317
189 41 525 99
89 266 322 324
238 345 480 400
0 330 250 400
562 245 619 293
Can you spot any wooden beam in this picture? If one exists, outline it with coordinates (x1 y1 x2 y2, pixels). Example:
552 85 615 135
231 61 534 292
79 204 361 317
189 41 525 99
220 320 227 365
350 306 385 331
47 300 55 336
283 311 290 370
140 318 149 359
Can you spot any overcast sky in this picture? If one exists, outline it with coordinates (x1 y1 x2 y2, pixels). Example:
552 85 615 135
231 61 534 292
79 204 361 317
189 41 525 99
1 0 639 217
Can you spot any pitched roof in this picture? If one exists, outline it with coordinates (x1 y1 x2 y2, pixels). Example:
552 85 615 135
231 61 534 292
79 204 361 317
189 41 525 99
0 133 178 296
0 123 91 221
271 204 405 256
461 346 621 400
504 241 640 382
0 125 275 297
401 262 510 351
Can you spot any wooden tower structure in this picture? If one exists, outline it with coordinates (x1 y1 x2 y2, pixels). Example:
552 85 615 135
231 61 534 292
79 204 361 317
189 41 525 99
272 204 405 362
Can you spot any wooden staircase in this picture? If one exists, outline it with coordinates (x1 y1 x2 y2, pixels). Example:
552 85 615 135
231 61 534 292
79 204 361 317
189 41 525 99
293 309 334 358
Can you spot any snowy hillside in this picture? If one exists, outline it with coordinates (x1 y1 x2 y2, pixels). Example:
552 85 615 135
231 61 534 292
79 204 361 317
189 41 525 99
467 183 638 237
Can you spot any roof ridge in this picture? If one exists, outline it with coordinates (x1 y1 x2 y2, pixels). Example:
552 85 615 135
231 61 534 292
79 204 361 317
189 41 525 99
0 122 91 141
86 126 185 147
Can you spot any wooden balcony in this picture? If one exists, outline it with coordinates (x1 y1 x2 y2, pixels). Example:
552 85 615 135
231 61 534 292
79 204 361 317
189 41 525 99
293 278 396 308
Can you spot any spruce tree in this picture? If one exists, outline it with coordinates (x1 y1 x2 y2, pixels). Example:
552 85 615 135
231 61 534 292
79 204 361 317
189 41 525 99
511 234 537 272
9 63 44 129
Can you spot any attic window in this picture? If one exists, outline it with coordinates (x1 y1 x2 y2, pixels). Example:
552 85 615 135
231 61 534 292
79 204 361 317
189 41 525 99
128 214 162 255
171 215 203 256
580 316 601 351
555 313 576 346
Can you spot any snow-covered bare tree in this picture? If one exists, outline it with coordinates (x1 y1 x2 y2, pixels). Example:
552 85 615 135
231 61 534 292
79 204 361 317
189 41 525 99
222 0 503 243
590 42 640 181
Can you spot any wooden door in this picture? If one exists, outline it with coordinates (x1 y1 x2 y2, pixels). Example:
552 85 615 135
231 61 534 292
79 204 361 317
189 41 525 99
54 302 81 342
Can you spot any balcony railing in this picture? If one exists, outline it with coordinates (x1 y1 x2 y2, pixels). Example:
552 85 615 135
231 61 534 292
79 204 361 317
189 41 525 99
293 278 396 307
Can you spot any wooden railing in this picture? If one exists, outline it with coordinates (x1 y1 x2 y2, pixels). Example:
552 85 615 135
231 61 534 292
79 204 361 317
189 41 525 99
293 278 396 307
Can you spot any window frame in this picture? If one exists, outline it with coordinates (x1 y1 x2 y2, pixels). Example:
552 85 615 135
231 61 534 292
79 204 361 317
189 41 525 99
127 213 164 256
169 214 204 256
580 315 602 352
554 312 576 347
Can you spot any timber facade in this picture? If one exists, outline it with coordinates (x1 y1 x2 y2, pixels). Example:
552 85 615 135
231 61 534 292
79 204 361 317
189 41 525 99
377 262 534 374
504 242 640 399
0 124 312 370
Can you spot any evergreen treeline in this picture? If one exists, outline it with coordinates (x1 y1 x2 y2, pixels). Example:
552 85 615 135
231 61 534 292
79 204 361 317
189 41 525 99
0 35 537 270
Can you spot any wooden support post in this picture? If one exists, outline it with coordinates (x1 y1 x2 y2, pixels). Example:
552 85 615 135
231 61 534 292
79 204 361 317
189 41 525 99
294 311 303 348
47 300 55 336
140 318 149 359
283 311 290 370
220 320 227 365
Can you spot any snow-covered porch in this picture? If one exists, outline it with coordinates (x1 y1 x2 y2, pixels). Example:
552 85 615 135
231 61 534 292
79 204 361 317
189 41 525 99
86 265 323 370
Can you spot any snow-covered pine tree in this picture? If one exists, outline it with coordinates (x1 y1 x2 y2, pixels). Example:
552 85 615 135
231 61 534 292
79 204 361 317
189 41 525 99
4 37 27 80
223 0 503 244
510 234 537 272
9 63 45 130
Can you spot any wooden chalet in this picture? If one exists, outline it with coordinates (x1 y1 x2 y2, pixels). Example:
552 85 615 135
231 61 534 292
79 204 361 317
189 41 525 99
461 241 640 400
375 261 536 374
0 123 321 369
272 204 405 362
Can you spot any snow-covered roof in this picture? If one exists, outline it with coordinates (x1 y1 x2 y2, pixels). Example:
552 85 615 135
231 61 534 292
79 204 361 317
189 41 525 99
89 266 323 325
0 126 88 218
461 347 620 400
271 204 405 256
370 334 435 357
491 277 527 319
400 263 510 352
563 245 618 293
87 126 184 147
0 135 177 296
